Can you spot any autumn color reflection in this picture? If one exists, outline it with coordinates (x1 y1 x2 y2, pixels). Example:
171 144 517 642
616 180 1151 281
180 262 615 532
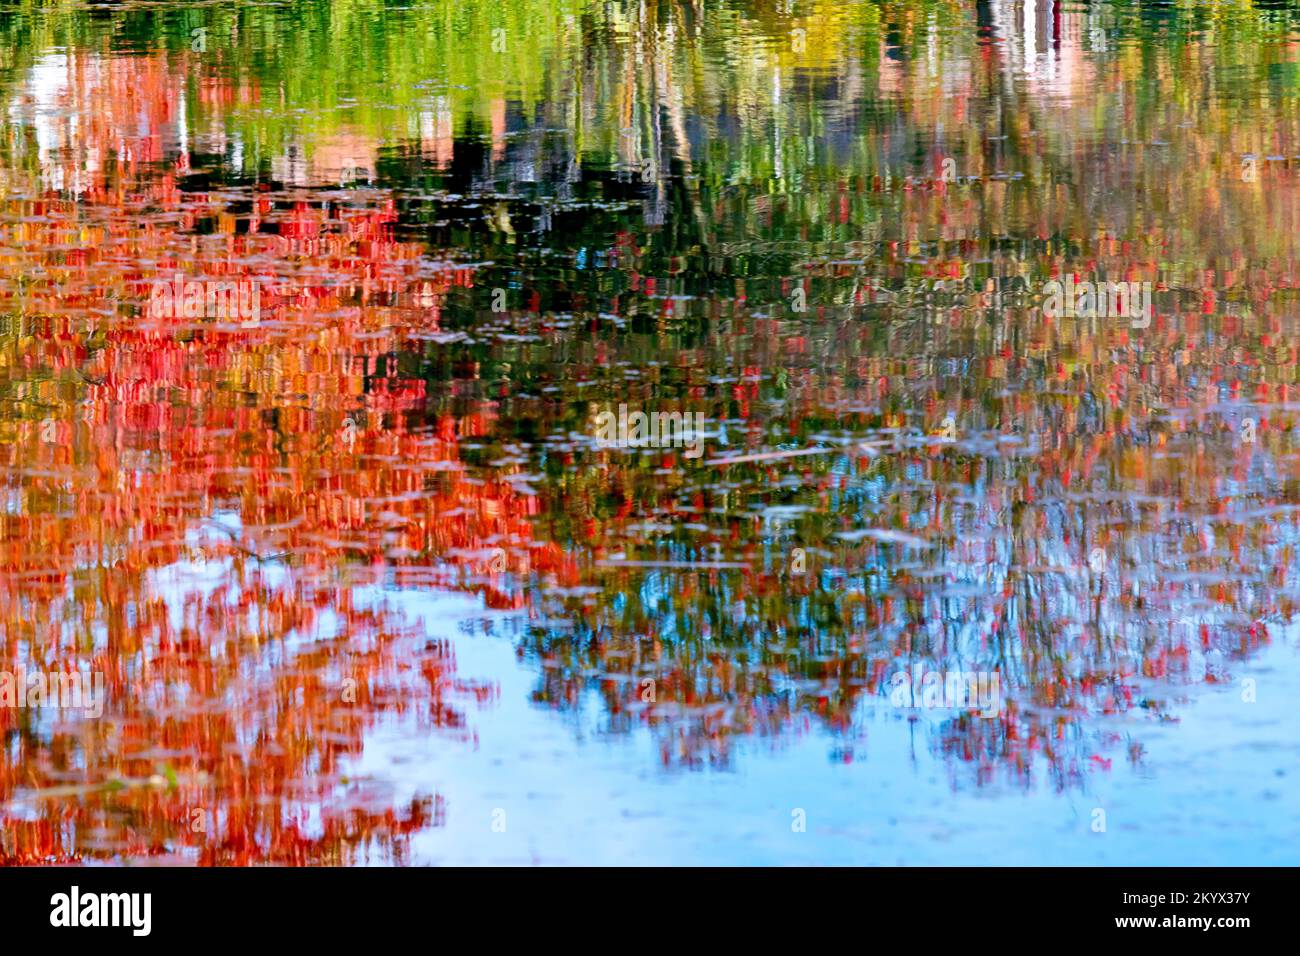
1 51 525 863
2 0 1300 864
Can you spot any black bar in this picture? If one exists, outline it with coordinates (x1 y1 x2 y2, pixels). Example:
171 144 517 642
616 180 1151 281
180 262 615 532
0 867 1291 943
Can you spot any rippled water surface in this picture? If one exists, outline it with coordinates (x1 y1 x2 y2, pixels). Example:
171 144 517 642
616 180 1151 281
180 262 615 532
2 0 1299 865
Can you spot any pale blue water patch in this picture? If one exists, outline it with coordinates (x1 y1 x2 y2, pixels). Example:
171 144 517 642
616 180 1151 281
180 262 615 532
349 588 1300 866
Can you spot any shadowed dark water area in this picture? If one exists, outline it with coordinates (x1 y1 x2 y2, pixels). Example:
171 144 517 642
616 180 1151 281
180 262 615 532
1 0 1299 864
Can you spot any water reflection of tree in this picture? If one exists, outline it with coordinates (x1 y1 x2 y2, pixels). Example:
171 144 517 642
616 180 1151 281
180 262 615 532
3 0 1300 863
0 52 547 863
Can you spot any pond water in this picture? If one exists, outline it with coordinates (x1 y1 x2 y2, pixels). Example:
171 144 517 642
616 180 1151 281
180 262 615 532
1 0 1299 865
